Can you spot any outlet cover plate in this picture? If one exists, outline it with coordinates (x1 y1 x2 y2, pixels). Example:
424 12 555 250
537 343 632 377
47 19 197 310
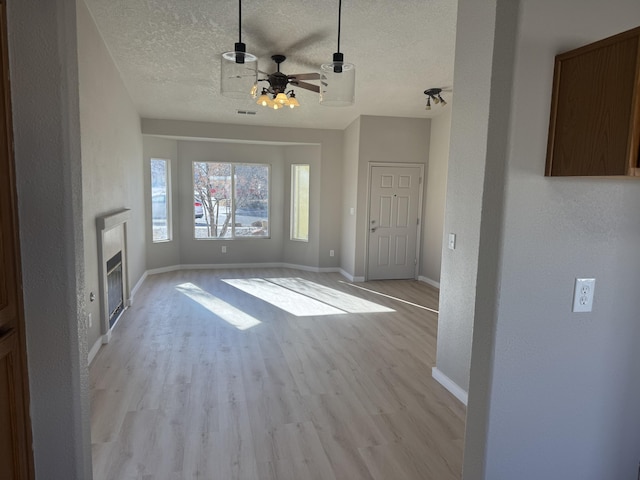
573 278 595 313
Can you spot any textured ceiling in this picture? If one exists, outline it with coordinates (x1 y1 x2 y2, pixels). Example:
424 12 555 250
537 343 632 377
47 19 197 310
84 0 457 130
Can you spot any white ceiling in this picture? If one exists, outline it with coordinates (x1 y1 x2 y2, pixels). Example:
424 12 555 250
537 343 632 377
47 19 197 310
84 0 457 130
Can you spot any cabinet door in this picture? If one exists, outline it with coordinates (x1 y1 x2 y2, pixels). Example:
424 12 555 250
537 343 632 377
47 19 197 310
0 331 29 479
546 27 640 176
0 0 35 478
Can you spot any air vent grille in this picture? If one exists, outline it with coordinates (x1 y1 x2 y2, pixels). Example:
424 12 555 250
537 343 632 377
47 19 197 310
236 110 257 115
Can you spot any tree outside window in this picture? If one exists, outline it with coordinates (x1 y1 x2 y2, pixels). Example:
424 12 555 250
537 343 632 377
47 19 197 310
193 162 269 239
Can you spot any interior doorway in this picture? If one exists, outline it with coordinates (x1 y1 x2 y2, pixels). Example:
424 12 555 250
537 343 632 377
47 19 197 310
367 163 424 280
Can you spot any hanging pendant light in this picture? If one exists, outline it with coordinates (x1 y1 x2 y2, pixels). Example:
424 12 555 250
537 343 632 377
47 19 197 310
320 0 355 106
221 0 258 99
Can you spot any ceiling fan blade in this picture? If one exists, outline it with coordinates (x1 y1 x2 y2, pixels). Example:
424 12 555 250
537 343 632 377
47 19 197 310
288 73 321 81
284 54 323 71
293 81 320 94
281 30 330 53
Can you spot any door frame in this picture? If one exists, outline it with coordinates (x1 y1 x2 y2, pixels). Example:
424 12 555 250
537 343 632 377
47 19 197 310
364 162 425 281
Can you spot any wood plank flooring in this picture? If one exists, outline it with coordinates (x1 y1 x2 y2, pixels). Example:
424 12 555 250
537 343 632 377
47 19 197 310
90 269 465 480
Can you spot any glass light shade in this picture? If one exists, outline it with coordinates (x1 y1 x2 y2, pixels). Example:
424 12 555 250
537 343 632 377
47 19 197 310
220 50 258 99
319 61 355 106
288 96 300 108
274 93 289 105
256 93 273 107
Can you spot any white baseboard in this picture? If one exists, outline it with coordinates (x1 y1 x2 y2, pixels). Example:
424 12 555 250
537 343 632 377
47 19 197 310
146 262 341 277
88 337 102 365
432 367 468 405
130 270 148 304
339 269 365 282
418 276 440 289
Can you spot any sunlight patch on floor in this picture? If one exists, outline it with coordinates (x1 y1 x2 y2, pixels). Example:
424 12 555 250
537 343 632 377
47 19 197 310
222 278 345 316
221 277 393 317
176 282 262 330
340 281 439 314
266 277 394 314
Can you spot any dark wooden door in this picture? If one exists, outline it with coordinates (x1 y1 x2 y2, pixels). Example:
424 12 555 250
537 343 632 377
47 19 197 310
0 0 35 478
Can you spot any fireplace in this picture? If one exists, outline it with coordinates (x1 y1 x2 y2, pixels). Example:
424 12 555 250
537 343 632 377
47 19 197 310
106 251 124 328
97 209 130 342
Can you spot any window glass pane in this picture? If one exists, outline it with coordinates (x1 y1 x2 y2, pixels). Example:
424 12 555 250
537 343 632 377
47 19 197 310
291 164 309 241
194 162 232 239
151 158 171 242
234 164 269 237
193 162 269 239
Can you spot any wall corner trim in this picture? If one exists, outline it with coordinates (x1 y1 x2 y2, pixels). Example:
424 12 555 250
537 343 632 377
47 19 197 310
432 367 468 405
88 337 102 365
418 276 440 289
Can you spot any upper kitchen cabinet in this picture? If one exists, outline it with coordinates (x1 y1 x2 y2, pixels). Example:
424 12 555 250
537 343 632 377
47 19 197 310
545 26 640 177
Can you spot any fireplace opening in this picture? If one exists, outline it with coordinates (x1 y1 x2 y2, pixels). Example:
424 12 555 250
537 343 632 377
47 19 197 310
106 251 124 328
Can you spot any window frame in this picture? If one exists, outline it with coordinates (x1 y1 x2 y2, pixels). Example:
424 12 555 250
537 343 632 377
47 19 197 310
150 158 172 243
290 163 310 242
193 161 271 240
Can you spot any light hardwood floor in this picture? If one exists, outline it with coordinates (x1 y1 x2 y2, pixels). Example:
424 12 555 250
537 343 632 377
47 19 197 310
90 269 465 480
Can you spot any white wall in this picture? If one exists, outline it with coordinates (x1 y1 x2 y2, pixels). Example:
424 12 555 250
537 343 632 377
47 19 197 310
352 116 431 279
176 141 287 265
283 145 322 267
421 108 451 286
77 0 144 350
8 0 92 477
457 0 640 478
143 136 180 270
141 120 343 270
340 117 361 277
436 0 498 394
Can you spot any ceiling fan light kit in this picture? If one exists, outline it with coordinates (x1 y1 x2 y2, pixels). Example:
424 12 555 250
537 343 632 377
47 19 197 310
319 0 356 107
220 0 258 99
220 0 355 109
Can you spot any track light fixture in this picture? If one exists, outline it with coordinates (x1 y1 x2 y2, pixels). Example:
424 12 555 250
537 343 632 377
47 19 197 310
424 88 448 110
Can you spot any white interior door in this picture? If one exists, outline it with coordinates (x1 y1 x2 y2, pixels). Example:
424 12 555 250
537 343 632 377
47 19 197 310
367 165 423 280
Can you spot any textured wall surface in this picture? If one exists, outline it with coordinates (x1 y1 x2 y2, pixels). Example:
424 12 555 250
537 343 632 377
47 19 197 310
77 0 145 351
81 0 457 129
465 0 640 478
422 108 451 285
8 0 92 477
455 0 640 478
436 0 497 393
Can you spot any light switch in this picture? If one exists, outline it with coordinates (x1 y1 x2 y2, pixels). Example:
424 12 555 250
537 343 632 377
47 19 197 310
448 233 456 250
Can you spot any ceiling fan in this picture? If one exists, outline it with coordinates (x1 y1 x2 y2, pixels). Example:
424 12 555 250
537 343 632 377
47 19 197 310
255 55 321 109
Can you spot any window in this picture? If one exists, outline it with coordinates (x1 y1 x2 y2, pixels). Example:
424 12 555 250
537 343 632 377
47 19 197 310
150 158 171 242
290 164 309 241
193 162 269 239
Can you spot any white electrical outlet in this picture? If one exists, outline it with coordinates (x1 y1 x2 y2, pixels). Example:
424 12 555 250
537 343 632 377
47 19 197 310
573 278 595 313
448 233 456 250
221 245 227 253
329 249 335 257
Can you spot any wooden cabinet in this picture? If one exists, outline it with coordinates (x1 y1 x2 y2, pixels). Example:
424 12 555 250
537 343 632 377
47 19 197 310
545 26 640 177
0 1 35 478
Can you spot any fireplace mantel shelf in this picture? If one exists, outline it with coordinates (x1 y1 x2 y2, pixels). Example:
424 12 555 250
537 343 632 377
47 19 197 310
97 209 131 231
